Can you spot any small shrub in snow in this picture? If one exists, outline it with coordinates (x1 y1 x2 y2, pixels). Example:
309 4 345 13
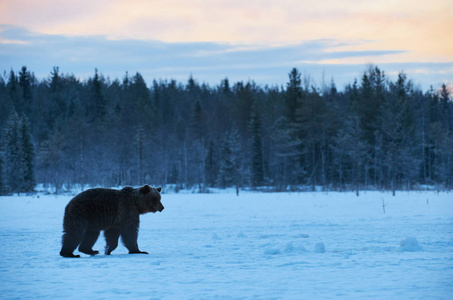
298 233 310 238
237 232 246 238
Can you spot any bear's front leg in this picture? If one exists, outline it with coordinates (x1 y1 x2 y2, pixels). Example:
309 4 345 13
120 225 148 255
129 250 149 254
104 228 120 255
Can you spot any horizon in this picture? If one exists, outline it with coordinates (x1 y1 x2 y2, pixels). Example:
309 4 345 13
2 63 451 94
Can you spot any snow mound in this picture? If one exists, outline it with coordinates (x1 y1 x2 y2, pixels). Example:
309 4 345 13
399 237 423 252
284 241 308 254
297 233 310 238
212 233 221 240
264 242 307 255
314 242 326 253
264 247 281 255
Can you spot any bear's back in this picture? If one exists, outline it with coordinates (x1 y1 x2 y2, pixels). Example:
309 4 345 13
65 188 136 230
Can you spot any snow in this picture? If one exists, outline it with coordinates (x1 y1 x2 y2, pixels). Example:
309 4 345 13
399 237 423 252
0 191 452 299
314 242 326 253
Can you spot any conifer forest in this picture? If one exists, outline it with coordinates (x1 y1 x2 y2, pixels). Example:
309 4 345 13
0 65 452 194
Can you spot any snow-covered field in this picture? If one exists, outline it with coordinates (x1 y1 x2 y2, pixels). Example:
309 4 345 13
0 191 452 299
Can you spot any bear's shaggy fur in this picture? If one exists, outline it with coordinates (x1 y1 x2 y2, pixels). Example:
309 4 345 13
60 185 163 258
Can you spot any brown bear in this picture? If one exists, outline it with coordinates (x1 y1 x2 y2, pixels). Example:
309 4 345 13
60 185 164 258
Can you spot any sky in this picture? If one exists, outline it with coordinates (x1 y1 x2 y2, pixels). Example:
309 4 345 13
1 0 452 90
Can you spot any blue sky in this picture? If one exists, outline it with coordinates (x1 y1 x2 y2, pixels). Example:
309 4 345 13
1 0 452 90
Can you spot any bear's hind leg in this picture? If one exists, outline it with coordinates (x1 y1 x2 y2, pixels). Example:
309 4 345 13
104 228 120 255
79 230 100 255
60 231 83 258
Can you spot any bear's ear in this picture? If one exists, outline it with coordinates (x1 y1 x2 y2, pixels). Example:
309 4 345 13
139 185 151 194
156 187 162 193
122 186 134 193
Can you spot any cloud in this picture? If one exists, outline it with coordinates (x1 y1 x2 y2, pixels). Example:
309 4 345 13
1 25 451 90
1 1 452 60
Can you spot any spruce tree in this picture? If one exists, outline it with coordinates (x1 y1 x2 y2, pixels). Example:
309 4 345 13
232 81 255 136
7 70 18 98
2 111 36 194
88 68 106 122
356 66 386 186
217 130 240 189
381 73 417 193
205 140 217 187
191 98 204 141
0 151 4 195
20 114 35 192
220 78 230 94
280 68 305 187
19 66 32 101
250 103 264 187
4 110 23 194
50 66 61 93
439 83 452 131
285 68 303 124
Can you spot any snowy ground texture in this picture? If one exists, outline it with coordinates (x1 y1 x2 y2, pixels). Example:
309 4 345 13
1 190 452 299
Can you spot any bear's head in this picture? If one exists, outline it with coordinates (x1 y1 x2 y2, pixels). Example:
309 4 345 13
136 185 164 214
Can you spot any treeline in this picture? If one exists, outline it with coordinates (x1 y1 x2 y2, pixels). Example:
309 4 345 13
0 65 452 194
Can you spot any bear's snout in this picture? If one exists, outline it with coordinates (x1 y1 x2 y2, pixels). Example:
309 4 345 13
158 205 164 212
